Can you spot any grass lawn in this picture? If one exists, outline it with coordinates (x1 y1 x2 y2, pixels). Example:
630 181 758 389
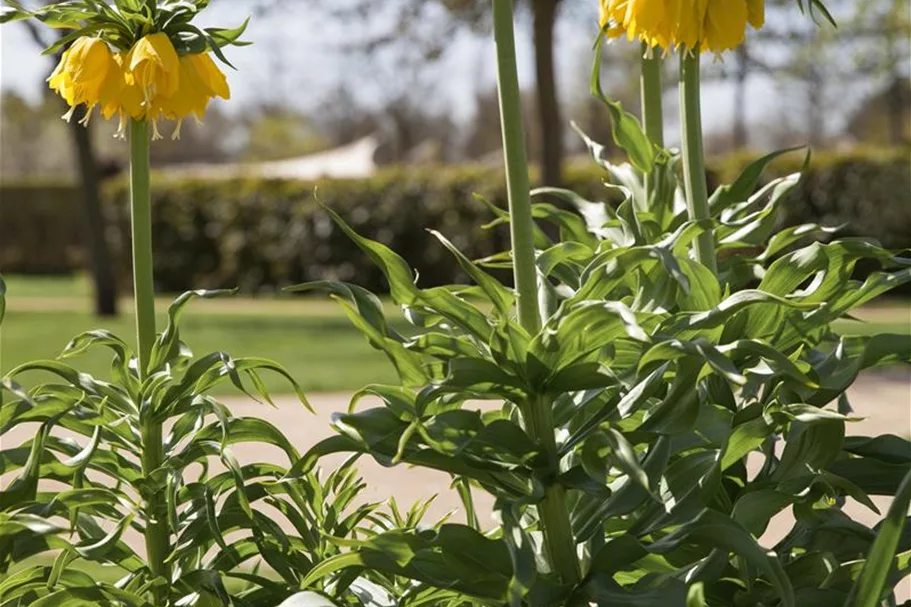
2 275 400 394
2 275 909 394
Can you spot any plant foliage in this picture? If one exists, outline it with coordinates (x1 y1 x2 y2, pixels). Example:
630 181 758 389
0 291 451 606
288 113 911 606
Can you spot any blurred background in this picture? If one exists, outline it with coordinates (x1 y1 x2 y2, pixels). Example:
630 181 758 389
0 0 908 392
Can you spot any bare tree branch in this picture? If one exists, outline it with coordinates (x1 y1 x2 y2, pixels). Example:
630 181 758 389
19 17 52 50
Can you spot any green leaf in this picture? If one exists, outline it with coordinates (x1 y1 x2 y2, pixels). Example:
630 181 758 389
302 526 512 601
843 435 911 465
573 573 686 606
573 437 670 541
721 416 773 471
651 509 795 607
662 289 815 336
531 300 651 376
333 298 429 388
586 35 655 173
27 584 148 607
0 5 33 24
775 419 844 481
732 489 794 536
74 513 134 561
638 359 702 435
582 428 650 495
148 289 236 374
318 205 492 341
709 146 806 212
205 15 250 44
687 582 706 607
496 501 536 605
846 469 911 607
530 187 609 247
828 457 910 496
428 230 514 318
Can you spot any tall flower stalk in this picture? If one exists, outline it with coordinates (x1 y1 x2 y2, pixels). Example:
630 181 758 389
601 0 769 273
491 0 580 585
640 42 665 206
129 121 156 370
2 4 248 603
127 118 171 600
678 51 717 273
639 43 664 148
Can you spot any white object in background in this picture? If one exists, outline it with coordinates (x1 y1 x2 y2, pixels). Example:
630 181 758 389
163 135 380 181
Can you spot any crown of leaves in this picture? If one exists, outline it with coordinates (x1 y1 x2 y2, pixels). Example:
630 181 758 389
1 0 249 66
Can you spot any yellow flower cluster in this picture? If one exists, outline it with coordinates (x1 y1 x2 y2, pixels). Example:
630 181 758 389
599 0 765 54
48 34 230 139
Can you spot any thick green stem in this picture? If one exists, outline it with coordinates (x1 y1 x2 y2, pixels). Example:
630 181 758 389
491 0 580 586
679 51 717 274
640 44 665 149
640 43 665 207
492 0 539 335
130 120 169 602
129 121 156 373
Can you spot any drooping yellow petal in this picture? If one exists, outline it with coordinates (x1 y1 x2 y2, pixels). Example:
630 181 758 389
597 0 760 54
673 0 708 51
126 32 180 105
159 52 231 124
746 0 765 28
162 55 212 120
186 53 230 101
624 0 666 42
98 53 137 120
47 37 116 111
702 0 748 53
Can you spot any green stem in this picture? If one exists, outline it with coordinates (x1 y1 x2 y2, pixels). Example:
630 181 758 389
492 0 539 335
129 120 169 602
491 0 580 586
640 43 665 149
129 120 156 373
679 51 717 274
640 43 665 208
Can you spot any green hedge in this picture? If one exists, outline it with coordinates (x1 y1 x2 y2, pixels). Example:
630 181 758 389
1 149 908 293
0 182 87 275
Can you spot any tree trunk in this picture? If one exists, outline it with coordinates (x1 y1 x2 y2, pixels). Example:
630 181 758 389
70 109 119 317
806 69 824 147
888 74 905 146
532 0 563 187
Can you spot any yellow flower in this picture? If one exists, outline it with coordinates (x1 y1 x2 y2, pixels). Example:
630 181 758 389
747 0 765 28
599 0 764 53
160 53 230 138
125 33 180 109
48 32 231 139
48 37 119 122
188 53 230 101
108 52 144 120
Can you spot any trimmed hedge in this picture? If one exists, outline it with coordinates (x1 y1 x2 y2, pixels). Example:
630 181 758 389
119 167 518 294
0 182 88 275
1 149 908 293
